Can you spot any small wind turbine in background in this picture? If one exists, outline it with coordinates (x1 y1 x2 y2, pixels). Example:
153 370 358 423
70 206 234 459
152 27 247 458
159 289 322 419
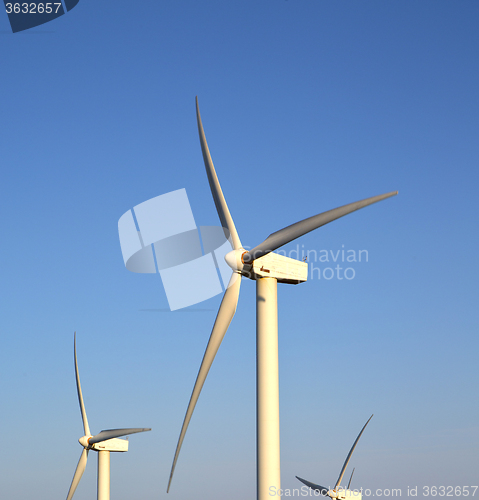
167 99 397 500
296 415 373 500
65 333 151 500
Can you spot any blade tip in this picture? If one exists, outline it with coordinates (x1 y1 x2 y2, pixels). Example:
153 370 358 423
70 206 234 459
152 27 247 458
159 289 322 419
384 190 398 198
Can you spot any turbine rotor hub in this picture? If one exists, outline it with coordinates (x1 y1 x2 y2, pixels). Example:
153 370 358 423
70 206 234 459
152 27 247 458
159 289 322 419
78 435 91 448
224 248 248 273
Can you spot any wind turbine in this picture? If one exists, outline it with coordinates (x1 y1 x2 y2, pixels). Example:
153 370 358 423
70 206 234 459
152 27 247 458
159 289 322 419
167 98 397 500
66 333 151 500
296 415 373 500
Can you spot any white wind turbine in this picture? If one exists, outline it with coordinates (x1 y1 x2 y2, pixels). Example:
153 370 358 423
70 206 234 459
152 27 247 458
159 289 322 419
66 333 151 500
167 98 397 500
296 415 374 500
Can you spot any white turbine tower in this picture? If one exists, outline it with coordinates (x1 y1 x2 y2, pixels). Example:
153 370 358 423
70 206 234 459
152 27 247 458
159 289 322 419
167 99 397 500
296 415 373 500
66 333 151 500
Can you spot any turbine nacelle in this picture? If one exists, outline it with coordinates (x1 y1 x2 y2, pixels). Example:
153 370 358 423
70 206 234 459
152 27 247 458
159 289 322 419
327 489 362 500
296 482 362 500
92 437 129 453
77 435 130 453
225 249 308 284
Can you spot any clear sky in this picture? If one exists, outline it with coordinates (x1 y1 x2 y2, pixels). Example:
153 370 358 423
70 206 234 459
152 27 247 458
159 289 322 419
0 1 478 499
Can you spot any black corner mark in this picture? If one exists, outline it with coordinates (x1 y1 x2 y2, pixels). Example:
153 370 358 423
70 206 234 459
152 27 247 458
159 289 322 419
63 0 79 11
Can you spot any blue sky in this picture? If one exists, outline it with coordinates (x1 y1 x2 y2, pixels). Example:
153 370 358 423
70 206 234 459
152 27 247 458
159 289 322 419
0 1 478 499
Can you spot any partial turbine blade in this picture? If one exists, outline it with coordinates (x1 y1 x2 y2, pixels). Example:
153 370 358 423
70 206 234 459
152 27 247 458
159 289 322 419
244 192 398 262
167 272 241 492
334 415 373 490
296 476 329 496
66 448 88 500
347 468 355 490
74 333 90 437
89 428 151 445
196 97 243 251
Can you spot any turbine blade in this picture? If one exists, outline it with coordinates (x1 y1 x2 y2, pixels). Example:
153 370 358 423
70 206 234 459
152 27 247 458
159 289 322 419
167 273 241 492
347 468 355 490
296 476 329 496
196 97 243 251
334 415 373 490
89 428 151 445
244 192 398 262
66 448 88 500
74 333 90 437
